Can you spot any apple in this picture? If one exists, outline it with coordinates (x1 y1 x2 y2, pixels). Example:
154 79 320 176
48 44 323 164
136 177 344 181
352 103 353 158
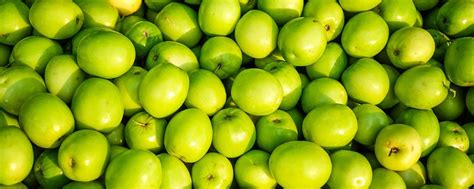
10 36 63 74
436 0 474 37
378 64 401 109
144 0 175 11
63 181 104 189
341 58 390 105
327 150 372 189
199 36 242 79
75 0 119 29
437 121 469 152
44 55 86 104
262 61 301 110
257 0 303 25
305 42 347 80
256 110 298 152
0 126 33 185
427 146 473 188
375 124 422 171
0 109 19 127
118 15 145 34
154 2 202 47
113 66 147 117
124 20 163 59
139 63 189 118
433 85 465 121
106 123 125 146
353 104 390 147
426 29 450 61
125 111 167 153
70 27 113 55
0 66 46 115
468 88 474 115
0 0 31 45
338 0 381 12
108 0 142 16
397 161 426 189
234 10 278 58
164 108 212 163
269 141 332 188
395 65 449 109
301 77 347 113
463 122 474 154
198 0 240 36
71 78 123 133
110 145 128 160
191 152 233 188
413 0 439 11
444 37 474 87
369 168 406 189
0 44 10 66
146 41 198 72
302 0 344 41
157 153 192 189
29 0 83 39
303 104 357 149
234 150 276 188
396 108 440 157
386 27 435 69
341 11 389 58
34 150 70 189
105 149 162 188
378 0 418 32
185 69 227 115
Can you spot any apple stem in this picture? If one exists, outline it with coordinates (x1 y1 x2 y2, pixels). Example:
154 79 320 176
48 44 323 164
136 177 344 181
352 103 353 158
388 147 399 157
448 87 456 98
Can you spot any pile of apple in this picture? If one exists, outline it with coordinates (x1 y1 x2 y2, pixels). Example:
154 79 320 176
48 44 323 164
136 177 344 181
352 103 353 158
1 0 473 188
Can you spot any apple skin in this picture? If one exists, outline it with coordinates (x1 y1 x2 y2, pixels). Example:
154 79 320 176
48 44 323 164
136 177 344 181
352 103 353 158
386 27 435 69
199 36 242 79
369 168 406 189
146 41 198 72
139 63 189 118
108 0 141 16
444 37 474 87
44 55 86 104
125 111 167 153
191 152 233 188
71 78 123 133
75 0 119 29
305 42 347 80
0 0 31 46
185 69 227 115
234 150 276 188
0 126 34 185
113 66 147 117
110 145 128 160
353 104 390 147
437 121 469 152
378 0 418 32
34 150 70 189
302 0 344 41
341 11 389 58
0 109 19 127
124 20 163 59
198 0 240 36
19 93 74 148
256 110 298 152
10 36 63 74
58 130 110 182
427 146 473 189
436 0 474 37
164 108 213 163
119 15 145 34
378 64 401 109
257 0 303 25
327 150 372 189
426 29 450 62
263 61 301 110
71 27 113 55
338 0 381 12
433 85 465 121
278 17 327 67
63 181 104 189
375 124 422 171
397 161 426 189
413 0 438 11
105 149 162 188
269 141 332 188
231 68 283 116
234 10 278 59
463 122 474 154
157 153 192 189
106 123 125 146
301 77 347 113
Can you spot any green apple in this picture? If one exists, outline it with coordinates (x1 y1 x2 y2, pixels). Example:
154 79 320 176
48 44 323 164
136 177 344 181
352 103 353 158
353 104 390 146
191 152 233 188
0 127 33 185
146 41 198 72
29 0 83 39
427 146 473 188
257 0 303 25
110 145 128 160
301 77 347 113
185 69 226 115
113 66 147 117
327 150 372 189
0 66 46 115
305 42 347 80
154 2 202 47
437 121 469 152
118 15 145 34
378 64 401 109
468 88 474 115
302 0 344 41
0 44 11 66
72 78 123 132
395 65 449 109
342 58 390 105
375 124 422 171
164 108 212 163
444 37 474 87
463 122 474 154
427 29 450 61
436 0 474 37
341 11 389 58
0 0 31 45
263 61 301 110
433 85 465 121
369 168 406 189
269 141 332 188
278 17 326 67
75 0 119 29
34 150 70 189
76 29 135 79
63 181 104 189
125 111 167 153
386 27 435 69
144 0 175 11
415 10 423 27
105 149 162 188
10 36 63 74
413 0 439 11
139 63 189 118
379 0 418 32
145 8 158 22
231 68 283 116
106 123 125 146
124 20 163 59
157 153 192 189
199 36 242 79
234 10 278 58
58 130 110 182
44 55 86 104
198 0 240 36
71 27 112 55
256 110 298 152
396 108 440 157
397 161 426 189
19 93 74 148
0 109 18 127
303 104 357 149
338 0 381 12
234 150 276 188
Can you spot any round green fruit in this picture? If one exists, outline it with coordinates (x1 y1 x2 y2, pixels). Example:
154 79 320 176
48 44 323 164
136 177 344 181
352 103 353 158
0 0 31 45
44 55 86 104
0 126 33 185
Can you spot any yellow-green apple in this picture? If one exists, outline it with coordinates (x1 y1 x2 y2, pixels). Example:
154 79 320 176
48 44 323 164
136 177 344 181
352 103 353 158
369 168 406 189
144 0 175 11
34 150 70 189
113 66 147 117
338 0 381 12
146 41 198 71
185 69 226 115
191 152 233 188
44 55 86 104
397 161 426 189
301 78 347 113
302 0 344 41
413 0 439 11
468 88 474 115
124 20 163 59
444 37 474 87
327 150 372 189
0 109 19 127
157 153 191 189
436 0 474 37
427 146 473 188
75 0 119 29
386 27 435 69
0 0 31 45
10 36 63 74
0 126 33 185
256 110 298 152
257 0 303 25
437 121 469 152
106 123 125 146
378 0 418 32
234 150 276 188
353 104 390 147
463 122 474 154
125 111 167 153
199 37 242 79
263 61 301 110
198 0 240 36
108 0 142 16
305 42 347 80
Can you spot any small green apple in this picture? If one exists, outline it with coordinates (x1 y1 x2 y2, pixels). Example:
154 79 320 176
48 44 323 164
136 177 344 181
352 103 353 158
113 66 147 117
146 41 198 72
44 55 86 104
301 77 347 113
353 104 390 147
125 111 167 153
106 123 125 146
397 161 426 189
0 0 31 45
0 109 19 127
427 146 473 188
198 0 240 36
256 110 298 152
124 20 163 59
437 121 469 152
157 153 192 189
302 0 344 41
10 36 63 74
76 0 118 29
369 168 406 189
199 36 242 79
109 145 128 160
433 85 465 121
378 0 418 32
263 61 301 110
338 0 381 12
34 150 70 189
426 29 450 61
185 69 227 115
234 150 276 188
444 37 474 87
386 27 435 69
413 0 439 11
0 126 34 185
191 152 233 188
436 0 474 37
305 42 347 80
327 150 372 189
257 0 303 25
144 0 175 11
